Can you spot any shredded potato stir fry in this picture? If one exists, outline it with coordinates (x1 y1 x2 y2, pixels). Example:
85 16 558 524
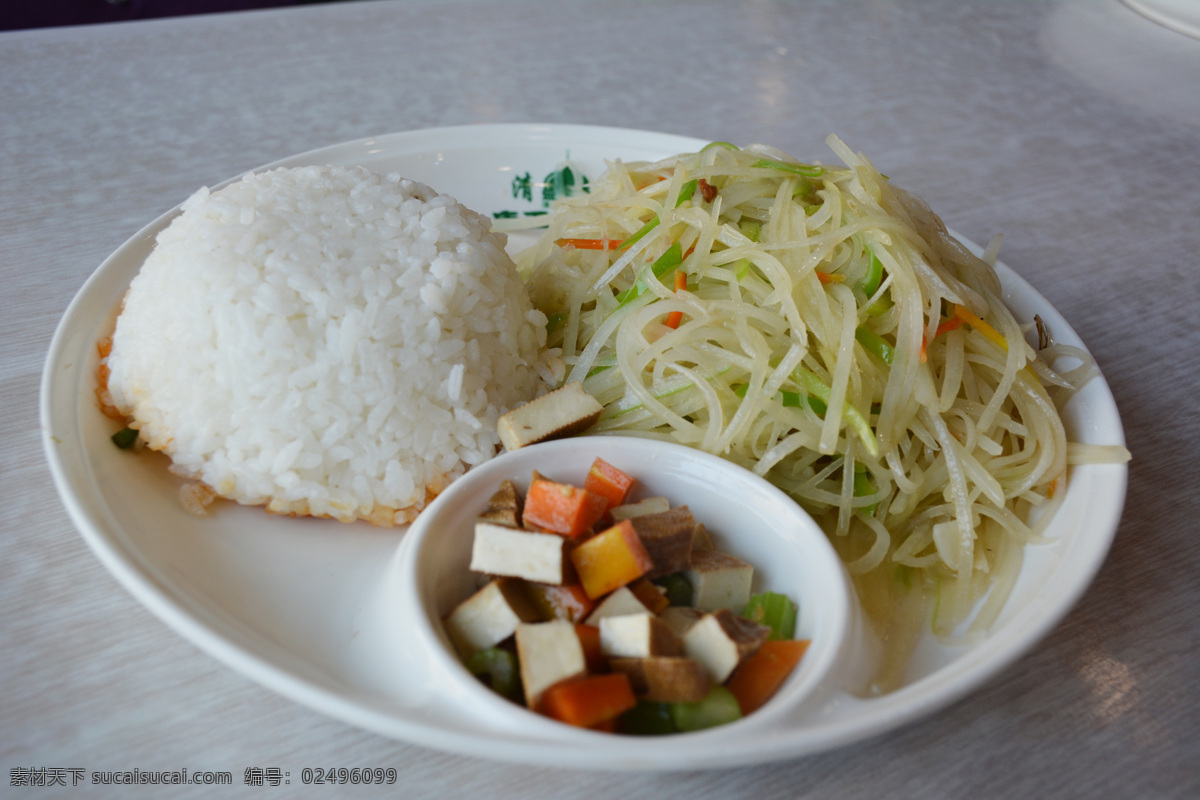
517 137 1128 692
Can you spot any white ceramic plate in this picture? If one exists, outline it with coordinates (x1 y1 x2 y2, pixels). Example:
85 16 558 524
1122 0 1200 39
41 124 1127 770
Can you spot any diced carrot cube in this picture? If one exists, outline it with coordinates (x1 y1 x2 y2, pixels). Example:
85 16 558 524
575 623 607 673
569 520 654 599
523 479 608 538
525 582 595 623
725 639 810 715
539 673 637 728
584 457 636 510
628 577 670 614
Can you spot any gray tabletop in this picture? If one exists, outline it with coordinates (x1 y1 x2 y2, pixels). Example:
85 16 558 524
3 0 1198 797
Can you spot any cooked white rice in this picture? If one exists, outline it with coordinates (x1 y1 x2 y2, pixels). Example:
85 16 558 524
105 165 547 525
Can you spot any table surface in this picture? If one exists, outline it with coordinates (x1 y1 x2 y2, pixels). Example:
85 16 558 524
4 1 1198 797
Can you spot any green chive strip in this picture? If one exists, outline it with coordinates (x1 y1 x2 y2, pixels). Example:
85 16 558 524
614 241 684 307
793 366 879 457
751 157 824 178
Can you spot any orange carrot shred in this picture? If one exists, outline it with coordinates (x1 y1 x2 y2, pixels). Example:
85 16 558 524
665 269 687 329
555 238 619 250
935 316 965 337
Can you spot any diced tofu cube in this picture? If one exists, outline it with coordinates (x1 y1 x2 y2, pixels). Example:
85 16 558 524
582 585 650 625
658 606 705 639
630 506 696 578
515 620 588 708
609 496 671 521
609 657 711 703
497 382 603 451
684 549 754 612
569 519 654 599
598 612 682 659
683 609 771 684
524 582 595 623
443 578 542 658
470 522 570 584
478 479 523 528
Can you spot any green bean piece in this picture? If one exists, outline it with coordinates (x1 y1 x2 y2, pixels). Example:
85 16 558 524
618 701 678 735
465 648 520 700
669 686 742 732
111 427 138 449
743 592 798 640
652 573 693 607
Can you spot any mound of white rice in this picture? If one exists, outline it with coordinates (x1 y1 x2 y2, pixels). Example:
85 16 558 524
105 165 547 525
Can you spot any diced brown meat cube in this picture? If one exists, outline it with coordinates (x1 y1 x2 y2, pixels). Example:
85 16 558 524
658 606 705 639
630 506 696 579
609 657 711 703
478 479 524 528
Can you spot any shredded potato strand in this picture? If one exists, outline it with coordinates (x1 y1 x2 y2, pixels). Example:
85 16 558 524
519 137 1128 693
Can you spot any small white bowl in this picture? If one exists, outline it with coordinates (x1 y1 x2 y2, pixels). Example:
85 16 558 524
396 435 861 747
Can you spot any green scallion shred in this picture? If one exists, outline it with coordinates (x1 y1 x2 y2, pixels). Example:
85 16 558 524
614 241 684 307
617 179 699 251
855 326 894 366
853 464 878 516
793 366 879 456
738 218 762 243
860 251 884 297
734 384 828 416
